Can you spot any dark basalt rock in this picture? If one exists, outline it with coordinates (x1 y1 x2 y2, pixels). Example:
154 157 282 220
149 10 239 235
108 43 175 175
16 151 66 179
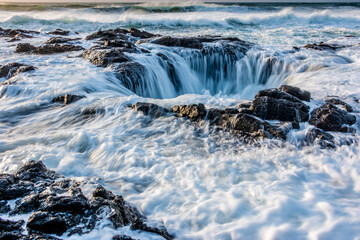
104 39 135 48
27 211 72 235
0 217 24 232
0 201 10 214
85 28 130 41
47 29 71 36
279 85 311 102
305 128 336 148
304 42 346 52
82 49 130 67
309 103 356 132
250 96 309 122
15 43 84 54
45 37 81 44
325 98 353 112
15 160 60 182
113 62 146 93
52 94 85 105
0 62 35 79
129 28 158 39
0 27 39 39
230 113 287 140
132 102 169 118
0 161 172 239
172 104 206 121
131 218 174 240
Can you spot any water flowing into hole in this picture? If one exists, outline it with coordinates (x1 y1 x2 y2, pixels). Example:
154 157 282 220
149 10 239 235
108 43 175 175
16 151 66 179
117 47 296 99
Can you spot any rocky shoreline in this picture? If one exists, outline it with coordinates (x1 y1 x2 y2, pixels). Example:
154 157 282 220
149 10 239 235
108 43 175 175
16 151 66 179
0 161 173 240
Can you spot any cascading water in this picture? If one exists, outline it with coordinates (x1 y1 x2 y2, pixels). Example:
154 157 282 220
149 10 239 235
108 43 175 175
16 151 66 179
120 46 296 99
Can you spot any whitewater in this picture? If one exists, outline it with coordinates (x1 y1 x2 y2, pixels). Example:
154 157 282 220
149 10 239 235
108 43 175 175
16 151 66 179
1 2 360 240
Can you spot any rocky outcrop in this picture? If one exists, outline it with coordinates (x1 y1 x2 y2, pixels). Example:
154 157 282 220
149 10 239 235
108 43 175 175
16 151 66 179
129 28 158 39
0 27 39 40
52 94 85 105
132 102 169 118
47 29 71 36
309 103 356 132
0 62 36 79
82 49 131 67
15 43 84 54
172 104 207 121
325 98 353 112
45 37 81 45
250 88 310 122
279 85 311 102
0 161 173 240
85 28 130 41
304 42 347 52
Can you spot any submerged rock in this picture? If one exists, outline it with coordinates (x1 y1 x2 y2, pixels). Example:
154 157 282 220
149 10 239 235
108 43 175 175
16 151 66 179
0 62 36 79
0 161 173 239
305 128 336 149
309 103 356 132
45 37 81 44
15 43 84 54
0 27 39 39
304 42 347 51
52 94 85 105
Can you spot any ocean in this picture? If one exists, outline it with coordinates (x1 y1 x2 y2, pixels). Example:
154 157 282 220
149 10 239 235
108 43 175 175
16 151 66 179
1 2 360 239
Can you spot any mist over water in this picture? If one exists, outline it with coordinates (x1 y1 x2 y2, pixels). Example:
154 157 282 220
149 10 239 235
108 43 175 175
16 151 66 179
1 2 360 240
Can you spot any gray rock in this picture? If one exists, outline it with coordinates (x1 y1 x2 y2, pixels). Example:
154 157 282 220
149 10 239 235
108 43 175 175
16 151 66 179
279 85 311 102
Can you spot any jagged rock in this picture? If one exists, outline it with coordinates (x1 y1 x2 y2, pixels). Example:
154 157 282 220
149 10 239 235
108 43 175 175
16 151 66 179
279 85 311 102
309 103 356 132
0 201 10 214
325 98 353 112
132 102 169 118
113 235 138 240
82 49 130 67
250 97 309 122
15 43 37 53
231 113 287 140
90 186 143 229
0 217 24 232
304 42 346 51
52 94 84 105
104 39 135 48
0 27 39 38
85 28 130 40
0 62 35 79
172 104 206 121
254 88 305 103
47 29 71 36
45 37 81 44
113 62 146 93
15 43 84 54
129 28 157 39
305 128 336 149
131 218 174 240
27 211 73 235
15 160 60 182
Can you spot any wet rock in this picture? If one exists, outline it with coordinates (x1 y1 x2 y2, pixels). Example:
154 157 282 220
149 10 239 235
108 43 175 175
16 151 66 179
250 95 309 122
129 28 157 39
113 235 138 240
52 94 85 105
85 28 130 41
27 211 72 235
39 190 88 214
113 62 146 93
47 29 71 36
132 102 169 118
231 113 287 140
15 43 84 54
0 62 36 79
0 27 39 39
104 39 135 48
82 49 130 67
279 85 311 102
325 98 353 112
1 177 35 200
0 201 10 214
304 42 346 51
45 37 81 44
15 160 60 182
15 43 36 53
131 218 174 240
90 186 143 229
309 103 356 132
305 128 336 149
172 104 206 121
0 217 24 232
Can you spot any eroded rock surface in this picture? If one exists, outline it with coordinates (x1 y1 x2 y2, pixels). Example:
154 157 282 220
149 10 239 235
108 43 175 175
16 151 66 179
0 62 36 79
15 43 84 54
0 161 173 240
